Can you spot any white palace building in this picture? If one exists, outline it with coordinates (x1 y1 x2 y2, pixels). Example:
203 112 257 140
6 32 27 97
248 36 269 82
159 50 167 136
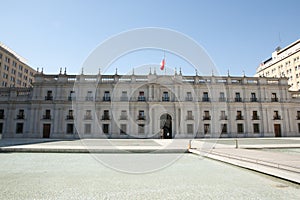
0 69 300 139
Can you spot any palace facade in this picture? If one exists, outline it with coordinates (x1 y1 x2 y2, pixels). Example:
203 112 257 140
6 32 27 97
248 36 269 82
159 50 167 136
0 70 300 139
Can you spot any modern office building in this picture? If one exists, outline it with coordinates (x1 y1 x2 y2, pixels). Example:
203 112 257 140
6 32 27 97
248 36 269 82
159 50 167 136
0 70 300 139
255 39 300 91
0 42 36 88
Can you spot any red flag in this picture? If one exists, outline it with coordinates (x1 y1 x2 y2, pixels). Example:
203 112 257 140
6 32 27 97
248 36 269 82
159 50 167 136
160 58 165 70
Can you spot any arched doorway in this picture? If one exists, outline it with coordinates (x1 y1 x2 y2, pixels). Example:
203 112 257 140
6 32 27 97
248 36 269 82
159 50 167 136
160 114 172 139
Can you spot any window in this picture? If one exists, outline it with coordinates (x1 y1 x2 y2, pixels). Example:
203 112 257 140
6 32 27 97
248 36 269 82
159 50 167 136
0 123 3 134
271 93 278 102
162 92 169 101
86 91 93 101
219 92 225 101
102 110 109 120
204 124 210 134
252 111 259 120
235 92 242 102
17 109 24 119
187 124 193 134
103 91 110 101
203 111 210 120
138 124 145 134
120 110 127 120
66 124 74 134
202 92 209 102
186 92 192 101
121 91 128 101
0 109 4 119
84 110 92 120
297 111 300 120
273 111 280 120
69 91 75 101
44 110 51 119
187 111 193 120
138 91 145 101
251 93 257 102
18 65 23 71
67 110 74 120
138 110 145 120
5 57 10 63
236 111 243 120
102 124 109 134
45 90 53 100
119 124 127 135
221 124 227 133
237 124 244 133
253 124 259 133
298 123 300 134
220 111 227 120
4 64 9 71
84 124 91 134
16 123 23 134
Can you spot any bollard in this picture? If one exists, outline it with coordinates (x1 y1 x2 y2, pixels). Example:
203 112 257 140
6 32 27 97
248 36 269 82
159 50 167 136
188 140 191 149
235 139 238 149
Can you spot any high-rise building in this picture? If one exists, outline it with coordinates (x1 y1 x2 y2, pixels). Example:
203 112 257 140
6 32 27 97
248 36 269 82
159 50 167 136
255 39 300 91
0 42 36 87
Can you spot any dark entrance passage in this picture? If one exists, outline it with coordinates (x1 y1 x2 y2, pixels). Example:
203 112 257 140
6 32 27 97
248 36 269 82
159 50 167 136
160 114 172 139
43 124 51 138
274 124 281 137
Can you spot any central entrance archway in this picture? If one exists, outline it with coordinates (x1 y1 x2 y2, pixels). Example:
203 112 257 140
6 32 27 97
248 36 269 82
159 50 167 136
160 114 172 139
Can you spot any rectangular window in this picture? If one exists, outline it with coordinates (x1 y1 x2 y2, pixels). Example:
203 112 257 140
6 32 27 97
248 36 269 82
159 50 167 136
138 110 145 120
16 123 23 134
220 111 227 120
297 111 300 120
138 91 145 101
84 110 92 120
103 124 109 134
162 91 169 101
237 123 244 133
120 110 127 120
235 92 242 102
202 92 209 102
103 110 109 120
273 111 280 120
219 92 225 101
138 124 145 134
187 111 193 120
253 124 259 133
236 111 243 120
204 124 210 134
121 91 128 101
221 124 227 133
0 109 4 119
45 90 53 100
252 111 259 120
203 111 210 120
0 123 3 134
86 91 93 101
186 92 192 101
66 124 74 134
120 124 127 135
298 123 300 134
187 124 193 134
17 109 25 119
44 110 51 119
271 93 278 102
84 124 91 134
103 91 110 101
251 93 257 102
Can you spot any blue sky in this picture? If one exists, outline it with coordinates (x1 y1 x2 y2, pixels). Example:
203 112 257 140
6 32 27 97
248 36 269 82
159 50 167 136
1 0 300 76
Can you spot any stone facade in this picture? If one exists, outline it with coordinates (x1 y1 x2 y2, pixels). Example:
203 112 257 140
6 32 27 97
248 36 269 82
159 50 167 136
0 71 300 139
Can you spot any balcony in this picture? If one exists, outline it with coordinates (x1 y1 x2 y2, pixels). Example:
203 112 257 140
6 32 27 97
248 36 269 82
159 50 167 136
43 115 51 120
66 115 74 120
85 96 94 101
103 96 111 101
235 97 242 102
203 116 211 120
202 97 210 102
162 97 169 102
45 96 53 101
102 115 110 120
236 116 244 120
250 97 257 102
137 115 146 120
138 96 146 101
186 116 194 120
84 115 92 120
0 115 4 119
271 98 278 102
273 115 281 120
120 115 128 120
16 114 25 119
185 97 193 101
219 97 226 102
120 96 128 101
252 116 260 120
220 116 227 120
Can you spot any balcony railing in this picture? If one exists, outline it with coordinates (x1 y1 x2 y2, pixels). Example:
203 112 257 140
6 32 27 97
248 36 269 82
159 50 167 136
137 115 146 120
84 115 92 120
203 116 211 120
43 115 51 120
66 115 74 120
202 97 210 102
185 97 193 101
220 116 227 120
250 97 257 102
103 96 111 101
252 116 260 120
235 97 242 102
45 96 53 101
273 115 281 120
120 96 128 101
236 116 244 120
138 96 146 101
162 97 169 102
16 114 25 119
85 96 94 101
102 115 110 120
271 97 278 102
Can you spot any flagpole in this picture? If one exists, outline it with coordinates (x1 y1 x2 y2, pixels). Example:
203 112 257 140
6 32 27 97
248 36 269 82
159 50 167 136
164 51 166 75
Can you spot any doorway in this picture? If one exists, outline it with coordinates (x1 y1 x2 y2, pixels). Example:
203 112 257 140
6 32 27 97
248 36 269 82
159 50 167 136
160 114 172 139
43 124 51 138
274 124 281 137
